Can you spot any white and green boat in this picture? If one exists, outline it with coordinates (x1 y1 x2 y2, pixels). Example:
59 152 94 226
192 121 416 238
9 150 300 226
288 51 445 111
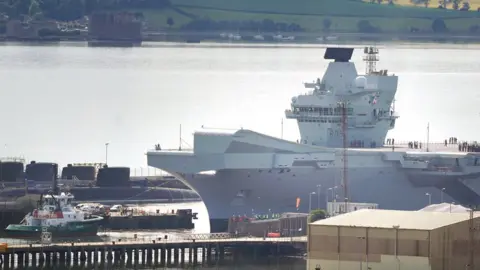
5 192 103 239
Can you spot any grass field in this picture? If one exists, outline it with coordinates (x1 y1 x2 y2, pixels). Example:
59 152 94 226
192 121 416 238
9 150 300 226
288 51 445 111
169 0 480 18
393 0 480 10
141 0 480 33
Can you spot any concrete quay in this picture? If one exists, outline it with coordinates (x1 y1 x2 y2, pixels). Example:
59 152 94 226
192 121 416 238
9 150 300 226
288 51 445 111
0 234 307 269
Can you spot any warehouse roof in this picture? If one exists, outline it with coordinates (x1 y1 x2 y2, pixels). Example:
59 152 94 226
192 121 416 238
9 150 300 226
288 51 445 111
419 203 470 213
312 209 479 230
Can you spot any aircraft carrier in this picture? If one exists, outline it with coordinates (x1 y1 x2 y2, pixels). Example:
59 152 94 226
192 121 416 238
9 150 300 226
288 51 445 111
146 47 480 232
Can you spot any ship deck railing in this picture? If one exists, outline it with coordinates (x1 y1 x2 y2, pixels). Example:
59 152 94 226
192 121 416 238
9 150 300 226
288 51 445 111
357 142 467 153
150 148 194 152
149 142 475 155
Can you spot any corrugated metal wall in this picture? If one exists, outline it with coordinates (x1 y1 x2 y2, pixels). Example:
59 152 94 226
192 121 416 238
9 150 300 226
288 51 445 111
307 220 480 270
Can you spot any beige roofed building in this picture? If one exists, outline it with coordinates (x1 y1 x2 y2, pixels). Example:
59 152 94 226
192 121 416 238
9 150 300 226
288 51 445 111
307 209 480 270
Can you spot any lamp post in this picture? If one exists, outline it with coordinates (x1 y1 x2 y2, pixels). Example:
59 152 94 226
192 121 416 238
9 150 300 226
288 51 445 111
105 143 109 165
330 186 337 215
308 192 316 214
316 184 321 210
441 188 446 203
331 186 337 201
426 192 431 206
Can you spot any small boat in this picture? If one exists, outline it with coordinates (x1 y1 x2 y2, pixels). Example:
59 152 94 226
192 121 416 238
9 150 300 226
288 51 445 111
5 192 103 239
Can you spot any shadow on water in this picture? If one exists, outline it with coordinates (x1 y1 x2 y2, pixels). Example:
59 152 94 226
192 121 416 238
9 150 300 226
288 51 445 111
11 257 306 270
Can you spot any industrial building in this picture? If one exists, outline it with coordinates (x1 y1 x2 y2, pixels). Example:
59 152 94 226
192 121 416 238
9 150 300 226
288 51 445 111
327 201 378 217
228 212 308 237
307 209 480 270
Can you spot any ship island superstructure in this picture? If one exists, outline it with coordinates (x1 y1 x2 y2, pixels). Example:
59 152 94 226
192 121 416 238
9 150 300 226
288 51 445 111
287 47 398 148
147 47 480 231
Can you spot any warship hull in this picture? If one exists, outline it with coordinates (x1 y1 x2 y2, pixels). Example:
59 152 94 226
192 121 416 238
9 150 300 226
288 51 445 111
146 47 480 231
147 129 480 227
178 167 456 220
0 187 201 204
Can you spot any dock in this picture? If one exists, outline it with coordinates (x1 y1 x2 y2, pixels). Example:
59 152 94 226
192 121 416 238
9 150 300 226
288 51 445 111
0 233 306 269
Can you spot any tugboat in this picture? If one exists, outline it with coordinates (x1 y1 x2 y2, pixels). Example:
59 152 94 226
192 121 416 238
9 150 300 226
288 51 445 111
4 192 103 239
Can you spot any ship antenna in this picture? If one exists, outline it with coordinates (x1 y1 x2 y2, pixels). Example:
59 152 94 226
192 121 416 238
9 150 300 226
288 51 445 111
363 46 379 74
426 123 430 152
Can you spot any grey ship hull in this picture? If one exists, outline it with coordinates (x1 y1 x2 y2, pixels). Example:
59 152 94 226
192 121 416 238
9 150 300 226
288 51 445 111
147 47 480 228
179 167 454 220
148 130 480 223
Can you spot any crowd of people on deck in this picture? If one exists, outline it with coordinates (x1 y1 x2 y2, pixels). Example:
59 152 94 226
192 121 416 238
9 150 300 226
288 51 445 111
445 137 458 146
385 138 395 145
458 142 480 152
441 137 480 153
408 141 422 149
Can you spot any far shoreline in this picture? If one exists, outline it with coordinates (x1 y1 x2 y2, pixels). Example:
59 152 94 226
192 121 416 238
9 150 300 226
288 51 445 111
1 38 480 50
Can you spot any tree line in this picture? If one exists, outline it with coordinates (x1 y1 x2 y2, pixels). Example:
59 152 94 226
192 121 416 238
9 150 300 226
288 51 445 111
181 18 304 33
0 0 171 21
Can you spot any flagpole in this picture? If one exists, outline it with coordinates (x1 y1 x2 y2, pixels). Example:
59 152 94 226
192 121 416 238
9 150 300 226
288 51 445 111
426 122 430 152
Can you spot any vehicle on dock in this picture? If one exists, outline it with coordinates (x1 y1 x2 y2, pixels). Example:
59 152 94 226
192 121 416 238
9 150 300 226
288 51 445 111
4 192 103 239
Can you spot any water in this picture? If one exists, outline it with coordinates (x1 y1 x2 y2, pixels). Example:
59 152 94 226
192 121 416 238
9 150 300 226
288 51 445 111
0 201 210 244
1 42 480 168
5 257 307 270
0 202 306 269
0 42 479 269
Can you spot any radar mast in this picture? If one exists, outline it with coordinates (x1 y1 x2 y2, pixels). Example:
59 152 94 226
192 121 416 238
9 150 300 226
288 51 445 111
363 46 379 74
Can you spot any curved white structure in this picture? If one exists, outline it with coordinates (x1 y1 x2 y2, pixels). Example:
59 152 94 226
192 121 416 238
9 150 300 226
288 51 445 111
147 47 480 226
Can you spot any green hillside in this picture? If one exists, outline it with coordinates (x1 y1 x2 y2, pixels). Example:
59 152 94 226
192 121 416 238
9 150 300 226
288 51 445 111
144 0 480 33
170 0 480 19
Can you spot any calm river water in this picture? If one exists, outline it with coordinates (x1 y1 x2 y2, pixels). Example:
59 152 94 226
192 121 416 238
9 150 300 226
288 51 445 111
1 41 480 269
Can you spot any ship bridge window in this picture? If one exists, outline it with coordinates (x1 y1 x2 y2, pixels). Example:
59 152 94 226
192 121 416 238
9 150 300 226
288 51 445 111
333 108 354 116
294 107 353 116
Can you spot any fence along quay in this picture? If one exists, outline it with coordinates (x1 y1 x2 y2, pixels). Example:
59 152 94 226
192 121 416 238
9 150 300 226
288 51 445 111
0 232 307 269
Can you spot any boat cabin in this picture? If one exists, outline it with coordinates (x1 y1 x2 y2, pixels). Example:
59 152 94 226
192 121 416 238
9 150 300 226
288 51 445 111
23 192 85 227
41 192 74 212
